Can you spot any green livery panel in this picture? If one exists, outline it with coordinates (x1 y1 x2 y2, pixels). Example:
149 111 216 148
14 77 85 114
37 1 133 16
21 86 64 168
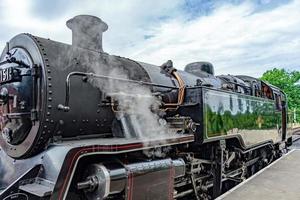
202 88 282 147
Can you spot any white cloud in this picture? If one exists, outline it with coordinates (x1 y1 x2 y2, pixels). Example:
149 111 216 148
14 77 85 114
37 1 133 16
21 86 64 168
127 1 300 76
0 0 183 51
0 0 299 77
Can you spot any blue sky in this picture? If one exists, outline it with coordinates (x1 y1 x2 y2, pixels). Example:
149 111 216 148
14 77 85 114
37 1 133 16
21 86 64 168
0 0 299 77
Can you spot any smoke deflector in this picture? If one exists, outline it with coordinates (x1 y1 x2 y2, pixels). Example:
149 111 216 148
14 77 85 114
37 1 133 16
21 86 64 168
66 15 108 52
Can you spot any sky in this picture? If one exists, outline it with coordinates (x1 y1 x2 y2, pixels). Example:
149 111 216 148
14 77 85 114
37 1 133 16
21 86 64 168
0 0 299 77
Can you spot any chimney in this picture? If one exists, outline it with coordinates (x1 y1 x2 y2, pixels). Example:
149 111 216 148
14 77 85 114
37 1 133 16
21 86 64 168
66 15 108 52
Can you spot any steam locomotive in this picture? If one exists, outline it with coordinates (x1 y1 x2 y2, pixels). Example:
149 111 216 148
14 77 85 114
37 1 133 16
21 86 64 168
0 15 293 200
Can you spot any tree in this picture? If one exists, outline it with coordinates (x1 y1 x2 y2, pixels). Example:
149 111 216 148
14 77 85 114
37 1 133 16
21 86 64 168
260 68 300 122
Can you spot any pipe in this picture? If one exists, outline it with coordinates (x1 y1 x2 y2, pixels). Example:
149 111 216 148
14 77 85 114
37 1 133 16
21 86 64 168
57 71 178 112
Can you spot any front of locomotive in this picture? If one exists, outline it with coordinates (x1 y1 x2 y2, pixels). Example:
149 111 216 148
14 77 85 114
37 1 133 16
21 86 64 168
0 34 49 159
0 15 115 159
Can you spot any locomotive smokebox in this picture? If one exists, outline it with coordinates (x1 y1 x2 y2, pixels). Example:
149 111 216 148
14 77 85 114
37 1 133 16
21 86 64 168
66 15 108 52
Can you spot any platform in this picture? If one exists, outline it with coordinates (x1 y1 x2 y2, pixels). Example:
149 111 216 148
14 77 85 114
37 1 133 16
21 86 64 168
217 149 300 200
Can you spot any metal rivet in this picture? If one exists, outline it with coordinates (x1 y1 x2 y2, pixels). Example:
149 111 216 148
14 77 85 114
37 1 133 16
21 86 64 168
48 77 52 80
47 112 51 116
49 91 52 94
48 83 52 87
48 97 52 101
48 105 52 109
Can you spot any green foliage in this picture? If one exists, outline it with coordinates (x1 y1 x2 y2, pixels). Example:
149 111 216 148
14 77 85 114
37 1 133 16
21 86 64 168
260 68 300 122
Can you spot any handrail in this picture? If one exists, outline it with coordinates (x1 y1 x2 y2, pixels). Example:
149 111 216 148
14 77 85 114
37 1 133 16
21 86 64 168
57 71 179 112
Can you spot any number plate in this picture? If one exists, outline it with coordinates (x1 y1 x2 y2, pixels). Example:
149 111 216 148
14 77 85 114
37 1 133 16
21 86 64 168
0 67 13 84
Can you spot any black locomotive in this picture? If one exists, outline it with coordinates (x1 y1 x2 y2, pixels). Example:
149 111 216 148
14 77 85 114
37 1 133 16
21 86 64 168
0 15 292 200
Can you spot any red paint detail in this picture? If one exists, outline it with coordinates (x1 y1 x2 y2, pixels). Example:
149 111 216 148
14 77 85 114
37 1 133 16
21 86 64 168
131 172 134 200
127 172 133 200
168 166 175 200
127 172 131 200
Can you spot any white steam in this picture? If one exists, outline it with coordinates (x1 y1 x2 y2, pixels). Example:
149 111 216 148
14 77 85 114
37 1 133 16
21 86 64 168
89 60 174 140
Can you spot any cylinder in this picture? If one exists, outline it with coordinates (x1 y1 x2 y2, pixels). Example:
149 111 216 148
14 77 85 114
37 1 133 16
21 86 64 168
78 158 186 200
